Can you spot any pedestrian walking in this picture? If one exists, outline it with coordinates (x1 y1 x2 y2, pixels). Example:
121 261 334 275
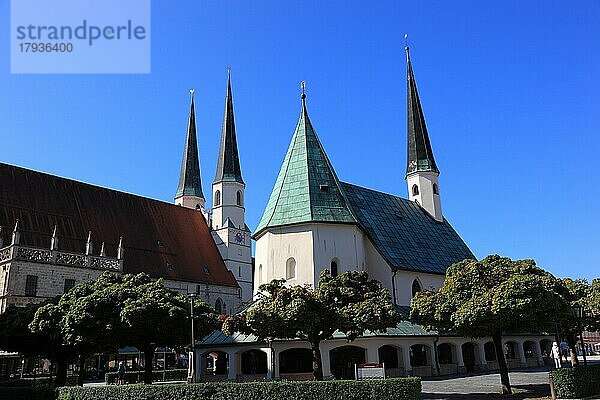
117 361 126 385
550 342 561 368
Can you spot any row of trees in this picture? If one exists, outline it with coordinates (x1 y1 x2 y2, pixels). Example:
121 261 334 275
223 255 598 395
410 255 600 394
0 272 218 385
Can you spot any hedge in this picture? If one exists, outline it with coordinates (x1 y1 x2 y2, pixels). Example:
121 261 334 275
105 369 187 384
551 364 600 399
58 378 422 400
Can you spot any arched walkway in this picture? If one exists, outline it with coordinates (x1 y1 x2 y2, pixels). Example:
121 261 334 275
239 349 268 381
279 348 313 381
523 340 540 367
437 343 457 375
504 341 520 369
461 342 479 373
410 344 433 377
199 351 228 382
378 345 404 377
483 341 498 370
329 345 365 380
539 339 552 366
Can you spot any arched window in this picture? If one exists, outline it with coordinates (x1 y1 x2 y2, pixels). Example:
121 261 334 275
214 190 221 206
258 264 263 285
433 183 439 195
330 259 338 277
215 298 223 314
236 191 242 206
411 279 422 298
286 258 296 280
412 184 419 196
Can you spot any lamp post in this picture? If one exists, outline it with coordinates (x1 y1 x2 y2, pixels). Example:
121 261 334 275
188 293 198 383
571 303 588 366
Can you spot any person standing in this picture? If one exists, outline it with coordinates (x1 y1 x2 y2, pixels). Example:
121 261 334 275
117 361 126 385
559 340 569 365
551 342 562 368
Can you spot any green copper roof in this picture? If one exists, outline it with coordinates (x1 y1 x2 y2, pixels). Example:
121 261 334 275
341 182 474 274
214 72 244 184
175 92 204 199
254 95 356 236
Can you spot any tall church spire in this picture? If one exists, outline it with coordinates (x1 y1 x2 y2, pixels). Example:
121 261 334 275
404 45 443 222
214 69 244 184
175 89 205 210
405 46 439 177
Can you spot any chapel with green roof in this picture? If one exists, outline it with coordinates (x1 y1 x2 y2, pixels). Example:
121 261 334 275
253 47 474 307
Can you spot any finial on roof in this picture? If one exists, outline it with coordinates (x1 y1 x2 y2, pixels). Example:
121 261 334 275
227 66 231 76
404 34 410 61
301 81 306 100
85 231 93 255
189 88 195 96
11 219 20 245
117 236 124 260
51 225 59 251
99 242 106 257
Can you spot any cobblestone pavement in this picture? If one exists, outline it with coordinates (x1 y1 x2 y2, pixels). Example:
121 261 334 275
422 356 600 400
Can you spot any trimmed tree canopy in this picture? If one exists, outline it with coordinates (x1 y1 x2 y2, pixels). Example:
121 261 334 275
410 255 570 394
223 270 400 380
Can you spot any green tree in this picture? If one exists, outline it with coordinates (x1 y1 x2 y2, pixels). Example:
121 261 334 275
29 299 78 386
223 270 400 380
30 272 218 385
586 279 600 331
410 255 569 395
119 278 218 383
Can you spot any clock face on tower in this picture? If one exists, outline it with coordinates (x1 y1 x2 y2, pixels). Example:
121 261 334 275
234 232 244 244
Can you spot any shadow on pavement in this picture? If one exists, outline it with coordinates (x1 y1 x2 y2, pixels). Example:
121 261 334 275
422 383 550 400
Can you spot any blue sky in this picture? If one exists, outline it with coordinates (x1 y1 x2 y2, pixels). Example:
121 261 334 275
0 1 598 280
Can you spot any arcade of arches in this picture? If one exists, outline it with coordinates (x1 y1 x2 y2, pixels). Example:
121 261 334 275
194 335 552 381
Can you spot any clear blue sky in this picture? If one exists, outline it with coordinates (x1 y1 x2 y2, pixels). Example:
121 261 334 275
1 1 598 281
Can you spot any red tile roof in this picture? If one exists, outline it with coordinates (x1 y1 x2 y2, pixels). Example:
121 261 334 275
0 163 239 288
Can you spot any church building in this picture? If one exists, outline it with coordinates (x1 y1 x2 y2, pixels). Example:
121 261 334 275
194 47 551 381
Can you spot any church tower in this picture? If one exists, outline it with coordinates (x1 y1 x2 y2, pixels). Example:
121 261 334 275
405 46 443 222
211 70 252 303
175 89 206 213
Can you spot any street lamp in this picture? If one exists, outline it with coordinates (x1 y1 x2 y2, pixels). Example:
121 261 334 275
571 303 588 366
188 293 198 383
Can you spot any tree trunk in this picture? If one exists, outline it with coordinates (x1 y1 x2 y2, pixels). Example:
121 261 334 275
311 341 324 381
54 356 68 387
566 334 579 367
492 334 512 395
143 346 155 384
77 355 85 386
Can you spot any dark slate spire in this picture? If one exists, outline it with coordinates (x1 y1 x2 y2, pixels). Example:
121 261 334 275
406 46 439 176
214 69 244 184
175 89 204 199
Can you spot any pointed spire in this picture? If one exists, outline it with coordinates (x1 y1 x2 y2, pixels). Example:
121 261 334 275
11 219 20 245
214 68 244 184
99 242 106 257
175 89 205 199
117 236 124 260
405 45 439 177
85 231 93 255
254 82 356 236
50 225 59 251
